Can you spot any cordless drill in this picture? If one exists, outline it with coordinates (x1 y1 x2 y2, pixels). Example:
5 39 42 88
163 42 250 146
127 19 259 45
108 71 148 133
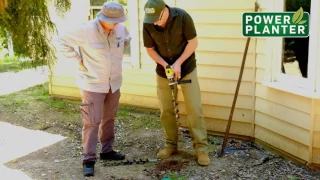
165 65 178 87
165 65 191 86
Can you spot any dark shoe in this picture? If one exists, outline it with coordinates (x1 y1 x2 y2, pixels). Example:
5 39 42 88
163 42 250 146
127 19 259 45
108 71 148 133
100 150 125 160
83 161 95 177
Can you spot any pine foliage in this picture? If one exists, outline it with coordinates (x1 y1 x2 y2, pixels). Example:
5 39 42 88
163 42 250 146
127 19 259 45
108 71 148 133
0 0 71 66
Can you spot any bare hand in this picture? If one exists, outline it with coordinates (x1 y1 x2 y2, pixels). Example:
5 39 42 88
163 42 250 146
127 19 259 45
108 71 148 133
172 62 181 80
124 38 131 46
79 61 88 72
162 62 169 71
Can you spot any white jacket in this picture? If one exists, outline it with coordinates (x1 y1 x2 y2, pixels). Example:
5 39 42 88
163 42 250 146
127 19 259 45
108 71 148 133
58 18 131 93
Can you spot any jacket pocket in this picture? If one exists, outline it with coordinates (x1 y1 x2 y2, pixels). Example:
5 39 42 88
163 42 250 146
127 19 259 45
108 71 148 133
80 103 96 125
116 37 125 57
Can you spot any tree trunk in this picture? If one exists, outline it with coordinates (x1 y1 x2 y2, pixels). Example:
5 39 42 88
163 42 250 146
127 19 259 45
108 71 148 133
7 32 14 57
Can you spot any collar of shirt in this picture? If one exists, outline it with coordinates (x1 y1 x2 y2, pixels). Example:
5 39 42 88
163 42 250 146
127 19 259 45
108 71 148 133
155 6 178 31
166 5 178 23
94 18 115 36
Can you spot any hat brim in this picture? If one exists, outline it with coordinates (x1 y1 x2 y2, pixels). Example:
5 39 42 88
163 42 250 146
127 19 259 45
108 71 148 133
97 12 127 23
143 15 159 24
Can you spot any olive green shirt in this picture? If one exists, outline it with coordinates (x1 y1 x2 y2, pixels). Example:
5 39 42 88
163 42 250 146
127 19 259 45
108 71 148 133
143 6 197 79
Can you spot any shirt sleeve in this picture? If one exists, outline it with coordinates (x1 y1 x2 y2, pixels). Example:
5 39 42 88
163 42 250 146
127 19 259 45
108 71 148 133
124 25 132 47
143 23 155 48
183 13 197 40
57 26 85 63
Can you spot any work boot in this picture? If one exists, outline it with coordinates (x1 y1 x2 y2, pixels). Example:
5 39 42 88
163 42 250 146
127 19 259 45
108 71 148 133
156 148 178 159
196 152 210 166
83 161 95 177
100 150 125 160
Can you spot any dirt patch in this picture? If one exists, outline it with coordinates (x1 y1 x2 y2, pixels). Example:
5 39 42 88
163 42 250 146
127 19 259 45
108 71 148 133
1 83 320 180
156 160 189 172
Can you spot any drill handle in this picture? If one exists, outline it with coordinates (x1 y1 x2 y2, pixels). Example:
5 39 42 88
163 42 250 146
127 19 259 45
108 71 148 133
178 79 192 84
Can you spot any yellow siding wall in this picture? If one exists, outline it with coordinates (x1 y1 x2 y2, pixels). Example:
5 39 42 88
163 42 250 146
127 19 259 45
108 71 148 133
254 1 312 163
50 0 175 107
117 0 176 109
49 0 319 165
51 0 261 137
313 100 320 164
169 0 264 137
50 0 260 136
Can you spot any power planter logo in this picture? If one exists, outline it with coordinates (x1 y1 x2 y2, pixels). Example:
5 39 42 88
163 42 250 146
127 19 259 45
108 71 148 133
242 7 309 37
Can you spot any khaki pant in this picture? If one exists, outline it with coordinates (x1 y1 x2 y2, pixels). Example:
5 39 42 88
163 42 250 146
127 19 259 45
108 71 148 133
80 89 120 162
156 68 208 153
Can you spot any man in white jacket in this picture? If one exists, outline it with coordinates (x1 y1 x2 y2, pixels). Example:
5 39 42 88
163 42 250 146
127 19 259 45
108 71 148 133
58 1 131 177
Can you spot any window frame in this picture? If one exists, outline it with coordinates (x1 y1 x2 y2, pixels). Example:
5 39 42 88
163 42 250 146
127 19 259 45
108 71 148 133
88 0 140 69
263 0 320 98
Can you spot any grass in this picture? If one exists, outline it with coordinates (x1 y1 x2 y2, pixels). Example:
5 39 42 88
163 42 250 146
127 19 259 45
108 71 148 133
0 56 47 73
131 114 161 129
168 172 188 180
28 83 72 110
0 81 161 140
289 176 301 180
0 83 82 139
116 105 161 129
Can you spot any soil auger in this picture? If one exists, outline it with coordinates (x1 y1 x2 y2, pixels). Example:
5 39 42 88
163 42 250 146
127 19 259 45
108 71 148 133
102 158 159 166
165 65 191 138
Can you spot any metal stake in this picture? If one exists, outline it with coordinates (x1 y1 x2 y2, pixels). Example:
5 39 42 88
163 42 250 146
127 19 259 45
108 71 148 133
219 1 260 157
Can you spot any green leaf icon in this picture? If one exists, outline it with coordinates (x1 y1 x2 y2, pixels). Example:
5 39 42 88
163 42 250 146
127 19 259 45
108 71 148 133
298 20 307 24
292 7 304 24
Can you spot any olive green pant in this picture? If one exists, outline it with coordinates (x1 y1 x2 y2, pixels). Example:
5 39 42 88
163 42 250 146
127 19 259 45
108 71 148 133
156 68 209 153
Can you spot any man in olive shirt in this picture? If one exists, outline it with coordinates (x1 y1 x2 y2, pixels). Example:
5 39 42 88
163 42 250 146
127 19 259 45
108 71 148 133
143 0 210 166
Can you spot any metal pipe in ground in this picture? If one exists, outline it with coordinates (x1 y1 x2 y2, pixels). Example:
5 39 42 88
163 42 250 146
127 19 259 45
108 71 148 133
218 1 260 157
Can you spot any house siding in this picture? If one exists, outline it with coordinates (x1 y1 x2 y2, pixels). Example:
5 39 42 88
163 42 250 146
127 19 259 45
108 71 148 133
312 100 320 164
49 0 320 166
173 0 263 137
253 1 313 163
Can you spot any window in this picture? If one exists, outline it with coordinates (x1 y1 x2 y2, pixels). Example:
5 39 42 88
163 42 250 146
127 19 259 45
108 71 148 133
279 0 313 89
283 0 310 78
89 0 140 68
263 0 320 97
